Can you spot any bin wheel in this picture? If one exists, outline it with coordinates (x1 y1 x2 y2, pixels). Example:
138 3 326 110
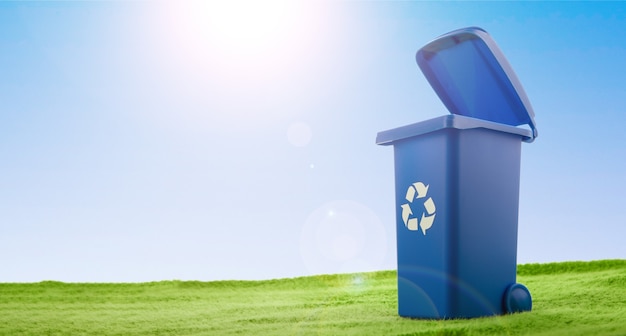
504 283 532 314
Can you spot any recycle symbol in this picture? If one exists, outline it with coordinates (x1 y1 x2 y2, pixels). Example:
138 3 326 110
401 182 436 235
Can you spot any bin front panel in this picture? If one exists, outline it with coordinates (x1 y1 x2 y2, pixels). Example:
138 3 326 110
392 126 523 319
393 129 454 318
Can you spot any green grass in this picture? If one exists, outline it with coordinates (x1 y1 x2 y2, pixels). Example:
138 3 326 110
1 260 625 335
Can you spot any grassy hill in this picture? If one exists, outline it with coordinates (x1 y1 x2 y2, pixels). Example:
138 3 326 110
1 260 625 335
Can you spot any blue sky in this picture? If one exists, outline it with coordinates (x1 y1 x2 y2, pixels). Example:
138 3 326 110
1 1 624 282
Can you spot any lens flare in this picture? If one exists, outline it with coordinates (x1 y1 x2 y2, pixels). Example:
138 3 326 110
300 200 389 276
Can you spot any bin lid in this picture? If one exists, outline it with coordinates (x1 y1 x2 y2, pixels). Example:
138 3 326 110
416 27 538 142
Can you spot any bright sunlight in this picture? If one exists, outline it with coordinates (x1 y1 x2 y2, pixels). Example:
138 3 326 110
162 1 325 72
192 1 297 52
142 1 332 126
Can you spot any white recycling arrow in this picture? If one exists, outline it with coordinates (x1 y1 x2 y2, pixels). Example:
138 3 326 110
407 218 418 231
424 197 436 215
413 182 429 199
420 213 435 235
401 204 412 226
405 185 416 203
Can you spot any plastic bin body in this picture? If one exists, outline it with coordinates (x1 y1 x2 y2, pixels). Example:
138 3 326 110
377 114 530 318
377 27 536 318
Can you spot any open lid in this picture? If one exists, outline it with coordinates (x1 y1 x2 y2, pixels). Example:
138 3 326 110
416 27 538 142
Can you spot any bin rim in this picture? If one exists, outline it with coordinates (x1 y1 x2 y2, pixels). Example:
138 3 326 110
416 27 538 143
376 114 532 146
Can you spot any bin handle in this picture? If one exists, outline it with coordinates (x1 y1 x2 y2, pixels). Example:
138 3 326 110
524 121 538 143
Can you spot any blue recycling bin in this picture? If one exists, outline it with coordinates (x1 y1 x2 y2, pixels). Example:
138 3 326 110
376 27 537 319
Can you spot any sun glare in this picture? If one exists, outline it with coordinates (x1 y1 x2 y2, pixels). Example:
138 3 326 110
157 0 328 91
174 1 309 61
142 1 332 127
200 1 294 51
